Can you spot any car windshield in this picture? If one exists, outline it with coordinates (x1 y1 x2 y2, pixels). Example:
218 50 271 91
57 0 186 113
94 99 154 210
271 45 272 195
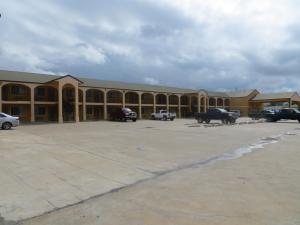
122 108 132 112
293 109 300 113
218 109 228 113
0 113 9 117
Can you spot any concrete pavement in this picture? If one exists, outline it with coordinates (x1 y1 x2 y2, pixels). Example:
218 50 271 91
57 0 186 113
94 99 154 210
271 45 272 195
0 119 299 224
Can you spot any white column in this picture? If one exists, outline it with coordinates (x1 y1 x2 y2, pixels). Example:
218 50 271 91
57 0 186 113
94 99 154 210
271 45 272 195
204 97 207 112
178 94 181 118
138 93 142 119
223 98 226 108
0 83 2 112
153 93 157 113
166 94 169 111
122 91 125 108
30 87 35 123
58 83 63 123
104 90 107 120
82 89 86 121
197 94 201 113
75 86 79 122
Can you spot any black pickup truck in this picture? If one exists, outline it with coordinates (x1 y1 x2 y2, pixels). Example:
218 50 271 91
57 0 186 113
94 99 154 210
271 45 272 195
109 108 137 122
195 108 239 124
264 108 300 122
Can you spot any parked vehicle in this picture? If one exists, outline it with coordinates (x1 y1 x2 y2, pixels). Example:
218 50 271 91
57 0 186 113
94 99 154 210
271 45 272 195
264 108 300 122
195 108 239 124
109 108 137 122
0 112 20 130
249 109 276 120
151 110 176 121
229 110 241 117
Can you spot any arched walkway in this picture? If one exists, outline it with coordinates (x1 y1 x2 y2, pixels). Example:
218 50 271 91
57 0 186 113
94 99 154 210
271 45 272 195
107 90 123 104
62 84 76 122
34 85 58 122
125 92 139 104
169 95 179 105
142 93 154 104
1 83 31 122
217 98 224 107
156 94 167 105
209 98 216 108
86 89 104 103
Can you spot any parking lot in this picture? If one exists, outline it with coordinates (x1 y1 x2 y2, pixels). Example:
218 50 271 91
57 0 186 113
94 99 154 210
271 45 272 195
0 119 300 225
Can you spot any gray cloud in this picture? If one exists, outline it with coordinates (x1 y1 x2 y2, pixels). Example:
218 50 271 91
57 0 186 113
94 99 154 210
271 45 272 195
0 0 300 92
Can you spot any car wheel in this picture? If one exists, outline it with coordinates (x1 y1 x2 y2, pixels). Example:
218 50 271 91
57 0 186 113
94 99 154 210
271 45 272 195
132 118 137 122
221 119 226 124
205 119 210 124
151 115 155 120
170 118 174 121
163 116 167 121
2 122 12 130
197 118 203 123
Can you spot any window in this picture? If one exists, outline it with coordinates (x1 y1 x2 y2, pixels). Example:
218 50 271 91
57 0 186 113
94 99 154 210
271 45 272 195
37 88 45 96
37 107 46 115
11 86 25 95
0 113 6 118
11 107 21 116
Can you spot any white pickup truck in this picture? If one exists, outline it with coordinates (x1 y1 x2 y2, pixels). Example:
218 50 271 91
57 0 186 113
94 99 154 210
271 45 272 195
151 110 176 121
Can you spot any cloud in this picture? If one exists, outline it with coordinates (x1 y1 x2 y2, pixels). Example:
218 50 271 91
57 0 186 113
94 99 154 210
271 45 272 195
0 0 300 92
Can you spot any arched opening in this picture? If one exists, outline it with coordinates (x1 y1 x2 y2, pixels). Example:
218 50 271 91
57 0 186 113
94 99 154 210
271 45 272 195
169 95 179 105
107 90 123 104
62 84 75 122
1 83 31 122
156 94 167 105
191 96 198 114
180 95 189 118
34 85 57 102
142 93 154 104
209 98 216 108
2 83 31 101
34 85 58 122
85 89 104 121
180 95 189 105
217 98 224 107
86 89 104 103
200 96 206 112
125 92 139 104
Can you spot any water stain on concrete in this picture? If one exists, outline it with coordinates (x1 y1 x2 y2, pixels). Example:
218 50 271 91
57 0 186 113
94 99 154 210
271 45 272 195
0 214 17 225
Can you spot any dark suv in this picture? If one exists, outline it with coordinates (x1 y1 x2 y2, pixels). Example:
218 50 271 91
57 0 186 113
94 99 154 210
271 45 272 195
195 108 239 124
109 108 137 122
265 108 300 122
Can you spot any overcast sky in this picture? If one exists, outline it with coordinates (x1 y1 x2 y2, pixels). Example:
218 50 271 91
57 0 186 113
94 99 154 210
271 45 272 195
0 0 300 92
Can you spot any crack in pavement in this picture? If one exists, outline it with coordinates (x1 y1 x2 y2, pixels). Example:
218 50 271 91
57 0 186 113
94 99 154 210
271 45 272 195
15 130 296 225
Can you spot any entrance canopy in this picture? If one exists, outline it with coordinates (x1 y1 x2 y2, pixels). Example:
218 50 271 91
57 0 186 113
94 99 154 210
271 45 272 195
249 92 300 111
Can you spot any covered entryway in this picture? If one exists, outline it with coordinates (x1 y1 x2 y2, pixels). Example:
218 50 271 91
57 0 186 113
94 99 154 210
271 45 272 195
62 84 76 122
249 92 300 114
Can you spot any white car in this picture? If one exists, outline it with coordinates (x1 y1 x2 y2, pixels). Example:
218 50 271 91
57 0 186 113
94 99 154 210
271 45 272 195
0 113 20 130
151 110 176 121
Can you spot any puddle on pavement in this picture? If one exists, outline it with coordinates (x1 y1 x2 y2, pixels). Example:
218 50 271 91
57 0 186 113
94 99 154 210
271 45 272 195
195 133 287 167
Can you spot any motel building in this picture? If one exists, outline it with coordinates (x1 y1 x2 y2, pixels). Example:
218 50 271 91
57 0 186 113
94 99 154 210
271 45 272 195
1 70 300 123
